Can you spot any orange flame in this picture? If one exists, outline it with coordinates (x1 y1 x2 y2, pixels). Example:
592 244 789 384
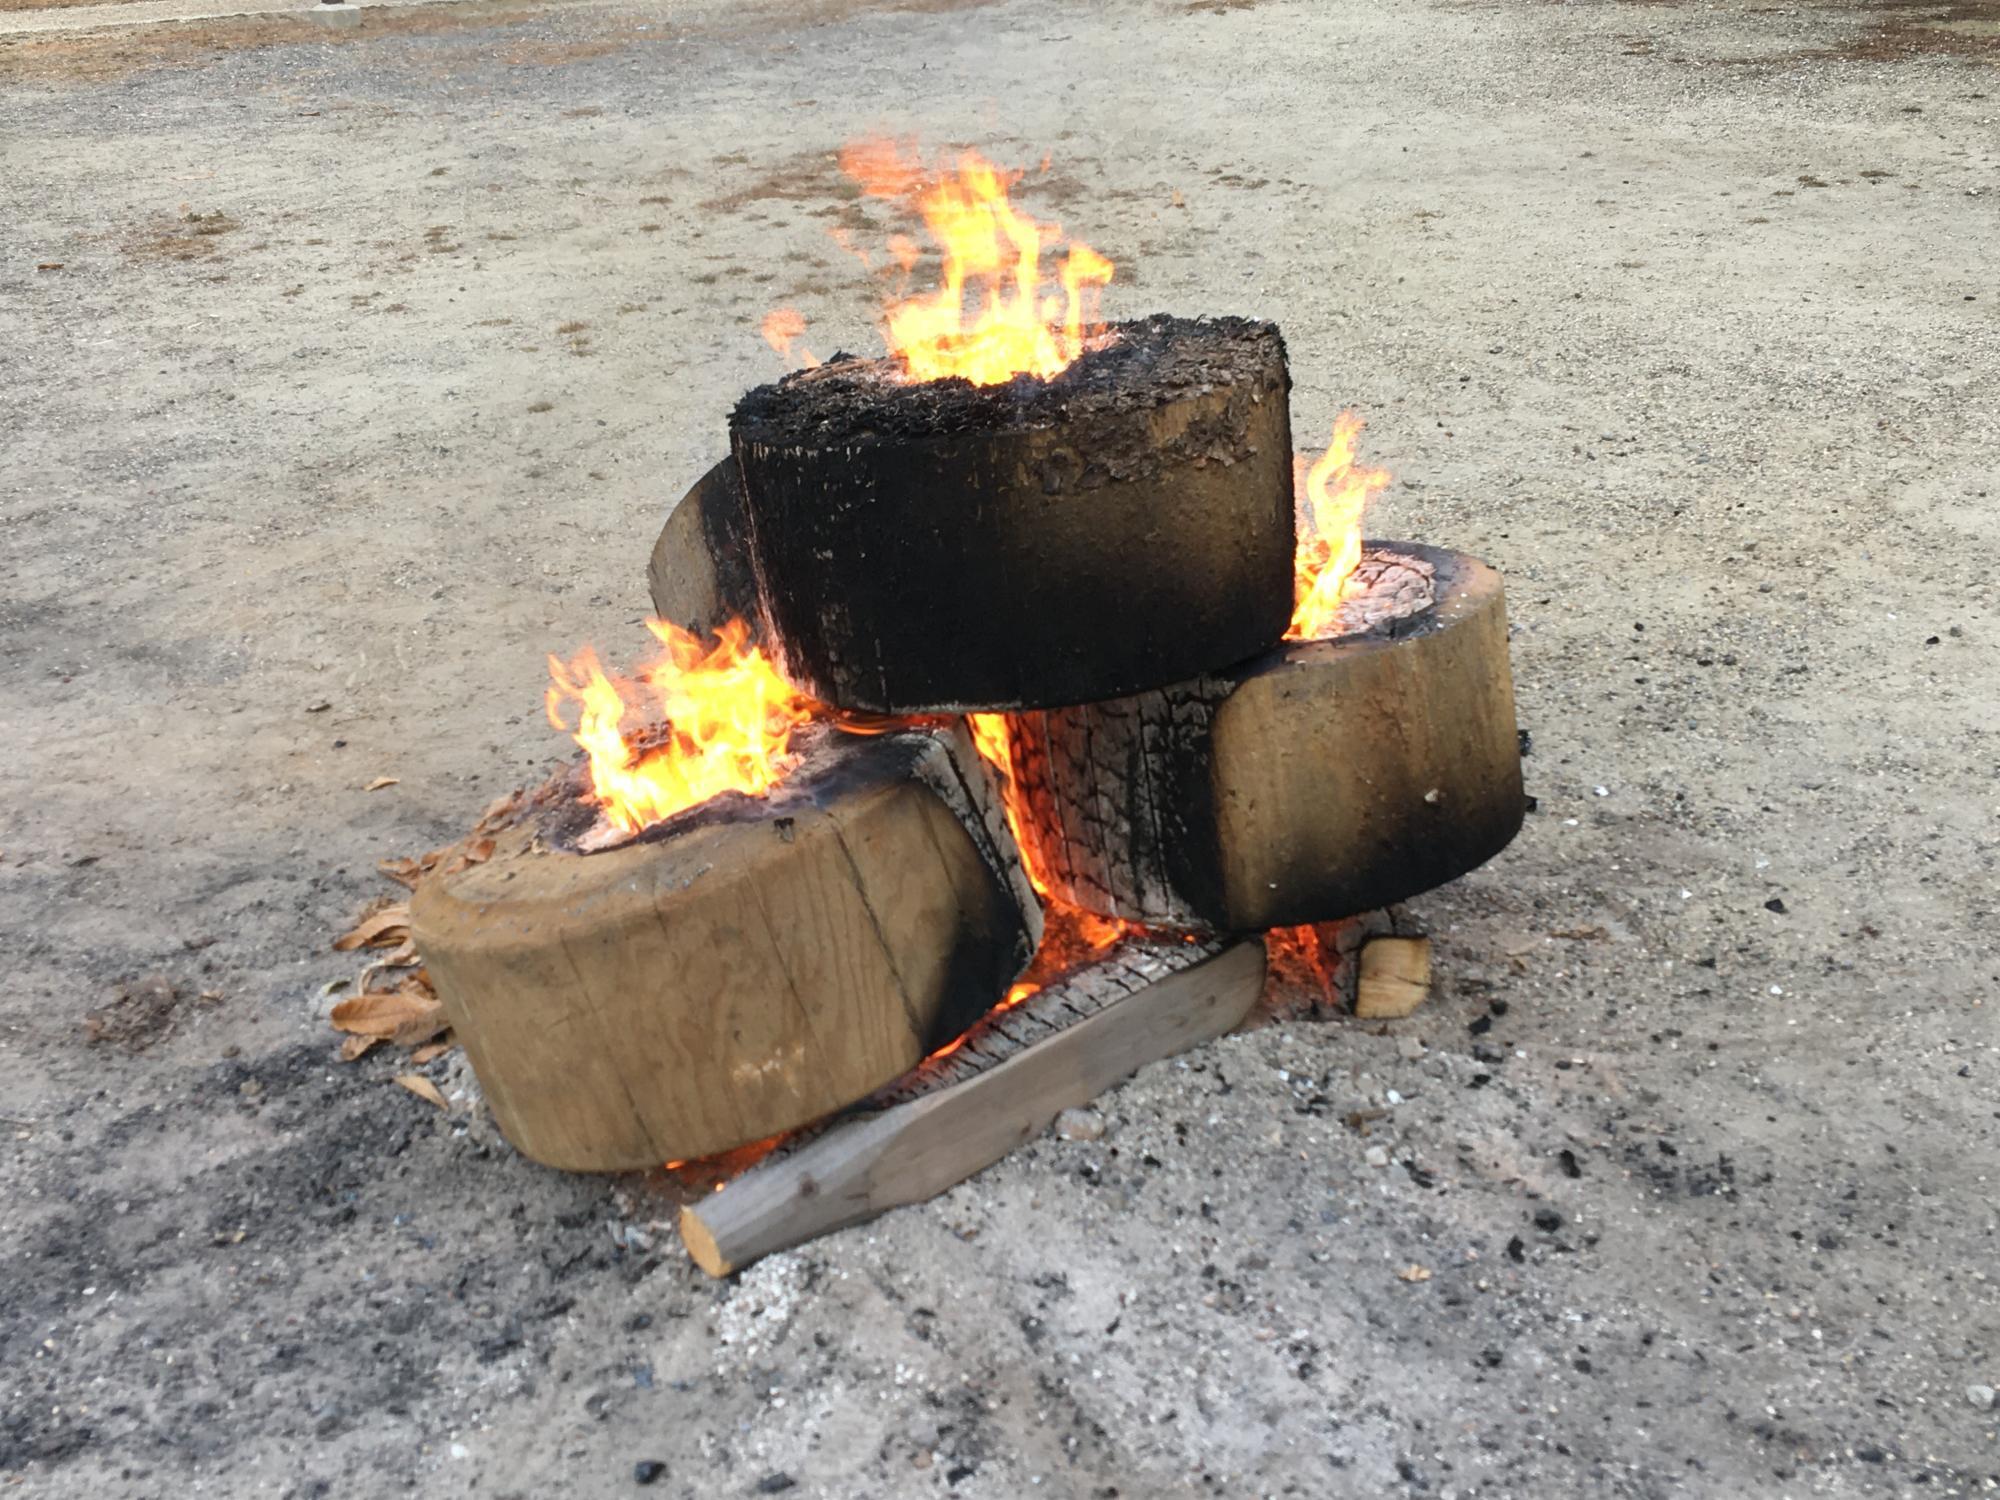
966 709 1139 969
545 618 816 839
1265 923 1349 1010
836 142 1115 386
760 307 819 369
1285 411 1393 641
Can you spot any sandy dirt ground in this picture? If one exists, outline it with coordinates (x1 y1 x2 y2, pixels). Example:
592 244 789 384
4 0 1998 1494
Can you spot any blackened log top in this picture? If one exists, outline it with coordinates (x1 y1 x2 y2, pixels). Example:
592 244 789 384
725 313 1295 713
731 314 1287 447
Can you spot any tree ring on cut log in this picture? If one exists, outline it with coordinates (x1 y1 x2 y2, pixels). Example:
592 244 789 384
989 543 1523 930
409 728 1042 1171
728 314 1295 713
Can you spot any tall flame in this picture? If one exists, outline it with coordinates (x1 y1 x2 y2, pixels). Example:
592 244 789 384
836 142 1115 386
546 618 816 839
1285 411 1393 641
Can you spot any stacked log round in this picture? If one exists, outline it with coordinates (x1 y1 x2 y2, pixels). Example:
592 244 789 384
984 543 1524 931
409 727 1041 1171
727 315 1295 713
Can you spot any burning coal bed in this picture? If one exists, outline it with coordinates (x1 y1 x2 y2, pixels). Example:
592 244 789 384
395 152 1524 1277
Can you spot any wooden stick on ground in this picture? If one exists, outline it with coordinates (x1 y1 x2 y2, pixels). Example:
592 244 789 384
679 937 1266 1278
1354 936 1433 1019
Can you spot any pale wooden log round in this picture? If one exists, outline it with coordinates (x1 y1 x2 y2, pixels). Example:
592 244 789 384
728 315 1295 713
646 457 762 639
988 543 1524 930
409 731 1041 1171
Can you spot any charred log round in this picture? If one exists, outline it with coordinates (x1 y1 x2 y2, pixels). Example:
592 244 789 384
647 457 762 639
728 315 1295 713
409 729 1041 1171
989 543 1524 931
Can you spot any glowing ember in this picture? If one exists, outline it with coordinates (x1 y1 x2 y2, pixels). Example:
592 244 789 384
545 618 817 839
1264 923 1351 1011
774 142 1115 387
1285 411 1394 640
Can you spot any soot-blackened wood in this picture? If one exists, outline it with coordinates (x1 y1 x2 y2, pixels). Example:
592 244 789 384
646 458 762 638
987 543 1525 930
409 729 1041 1172
677 937 1263 1277
729 315 1294 713
1001 675 1230 925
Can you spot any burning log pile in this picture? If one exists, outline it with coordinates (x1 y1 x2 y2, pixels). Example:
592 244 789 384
393 144 1525 1275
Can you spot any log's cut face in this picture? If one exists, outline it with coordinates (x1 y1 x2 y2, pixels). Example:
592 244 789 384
728 314 1295 714
409 731 1041 1172
983 543 1525 931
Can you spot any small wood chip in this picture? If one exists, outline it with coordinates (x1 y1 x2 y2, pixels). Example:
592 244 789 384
1397 1264 1433 1283
364 776 400 792
393 1074 448 1110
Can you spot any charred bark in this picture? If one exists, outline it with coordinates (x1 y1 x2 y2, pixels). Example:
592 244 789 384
728 315 1294 713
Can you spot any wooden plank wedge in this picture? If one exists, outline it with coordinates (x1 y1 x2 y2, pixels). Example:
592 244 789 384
679 938 1266 1277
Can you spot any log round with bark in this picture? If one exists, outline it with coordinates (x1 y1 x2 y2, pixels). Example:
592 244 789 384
988 543 1524 930
409 728 1041 1171
728 314 1295 713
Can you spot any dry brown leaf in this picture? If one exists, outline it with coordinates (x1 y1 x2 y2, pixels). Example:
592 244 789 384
393 1074 448 1110
364 776 400 792
409 1035 455 1065
1397 1264 1433 1284
339 1032 382 1063
333 903 411 952
474 791 522 833
330 988 449 1046
377 855 426 888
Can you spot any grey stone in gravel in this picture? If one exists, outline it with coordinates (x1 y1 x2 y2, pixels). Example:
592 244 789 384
1054 1107 1105 1142
1365 1145 1391 1168
1968 1384 1996 1411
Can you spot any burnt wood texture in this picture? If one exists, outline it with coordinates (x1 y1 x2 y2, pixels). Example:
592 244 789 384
409 729 1041 1171
728 315 1295 713
983 543 1525 930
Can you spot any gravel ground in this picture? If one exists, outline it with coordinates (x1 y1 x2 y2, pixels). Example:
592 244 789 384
3 0 1997 1495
